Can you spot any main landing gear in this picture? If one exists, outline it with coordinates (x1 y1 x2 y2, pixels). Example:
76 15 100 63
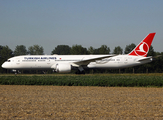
75 70 85 74
75 66 85 74
12 70 21 74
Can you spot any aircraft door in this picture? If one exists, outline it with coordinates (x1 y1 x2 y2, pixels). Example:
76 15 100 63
124 57 128 64
47 59 51 65
16 59 20 65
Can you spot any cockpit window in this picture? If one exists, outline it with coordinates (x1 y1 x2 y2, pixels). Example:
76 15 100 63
7 60 11 62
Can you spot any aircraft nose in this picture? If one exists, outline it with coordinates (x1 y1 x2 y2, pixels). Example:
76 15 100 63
1 62 7 69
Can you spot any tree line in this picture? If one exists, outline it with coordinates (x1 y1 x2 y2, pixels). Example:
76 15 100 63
0 44 163 74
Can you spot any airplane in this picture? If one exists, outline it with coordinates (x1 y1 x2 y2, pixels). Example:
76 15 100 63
2 33 156 74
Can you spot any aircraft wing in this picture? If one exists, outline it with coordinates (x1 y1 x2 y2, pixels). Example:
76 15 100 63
71 55 115 67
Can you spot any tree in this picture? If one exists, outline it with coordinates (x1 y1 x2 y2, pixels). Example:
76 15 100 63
70 45 89 55
0 45 13 73
98 45 110 54
156 52 163 72
124 43 136 54
147 45 156 56
113 46 123 54
51 45 71 55
14 45 28 56
88 45 110 54
28 45 44 55
88 46 95 54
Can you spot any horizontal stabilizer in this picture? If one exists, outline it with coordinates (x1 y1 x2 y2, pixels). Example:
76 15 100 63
138 57 152 62
138 55 161 62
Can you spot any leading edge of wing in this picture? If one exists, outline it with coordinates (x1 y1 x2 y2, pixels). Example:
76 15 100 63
71 55 116 67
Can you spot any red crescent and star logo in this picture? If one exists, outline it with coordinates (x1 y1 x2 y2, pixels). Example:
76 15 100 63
134 42 149 56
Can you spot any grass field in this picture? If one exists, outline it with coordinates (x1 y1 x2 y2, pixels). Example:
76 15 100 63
0 73 163 87
0 73 163 76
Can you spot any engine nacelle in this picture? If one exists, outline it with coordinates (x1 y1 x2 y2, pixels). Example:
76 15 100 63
56 63 71 73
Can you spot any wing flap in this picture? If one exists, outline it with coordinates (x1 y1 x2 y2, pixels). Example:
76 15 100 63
71 55 115 66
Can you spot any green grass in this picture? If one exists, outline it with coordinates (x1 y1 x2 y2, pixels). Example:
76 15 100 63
0 73 163 87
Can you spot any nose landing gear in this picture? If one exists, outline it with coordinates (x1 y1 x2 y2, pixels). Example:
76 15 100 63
12 70 21 74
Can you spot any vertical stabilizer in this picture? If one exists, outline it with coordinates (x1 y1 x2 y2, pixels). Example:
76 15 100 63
128 33 156 57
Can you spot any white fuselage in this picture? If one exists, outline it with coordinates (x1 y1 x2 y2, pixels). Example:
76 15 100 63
1 54 152 71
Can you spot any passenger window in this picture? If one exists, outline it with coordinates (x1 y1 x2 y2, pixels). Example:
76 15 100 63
7 60 11 62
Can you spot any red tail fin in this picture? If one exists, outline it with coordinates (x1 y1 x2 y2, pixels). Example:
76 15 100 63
128 33 156 57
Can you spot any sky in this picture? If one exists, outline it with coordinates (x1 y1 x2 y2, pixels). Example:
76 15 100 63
1 0 163 54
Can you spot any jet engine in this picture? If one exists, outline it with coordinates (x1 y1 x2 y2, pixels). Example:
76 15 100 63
55 63 71 73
